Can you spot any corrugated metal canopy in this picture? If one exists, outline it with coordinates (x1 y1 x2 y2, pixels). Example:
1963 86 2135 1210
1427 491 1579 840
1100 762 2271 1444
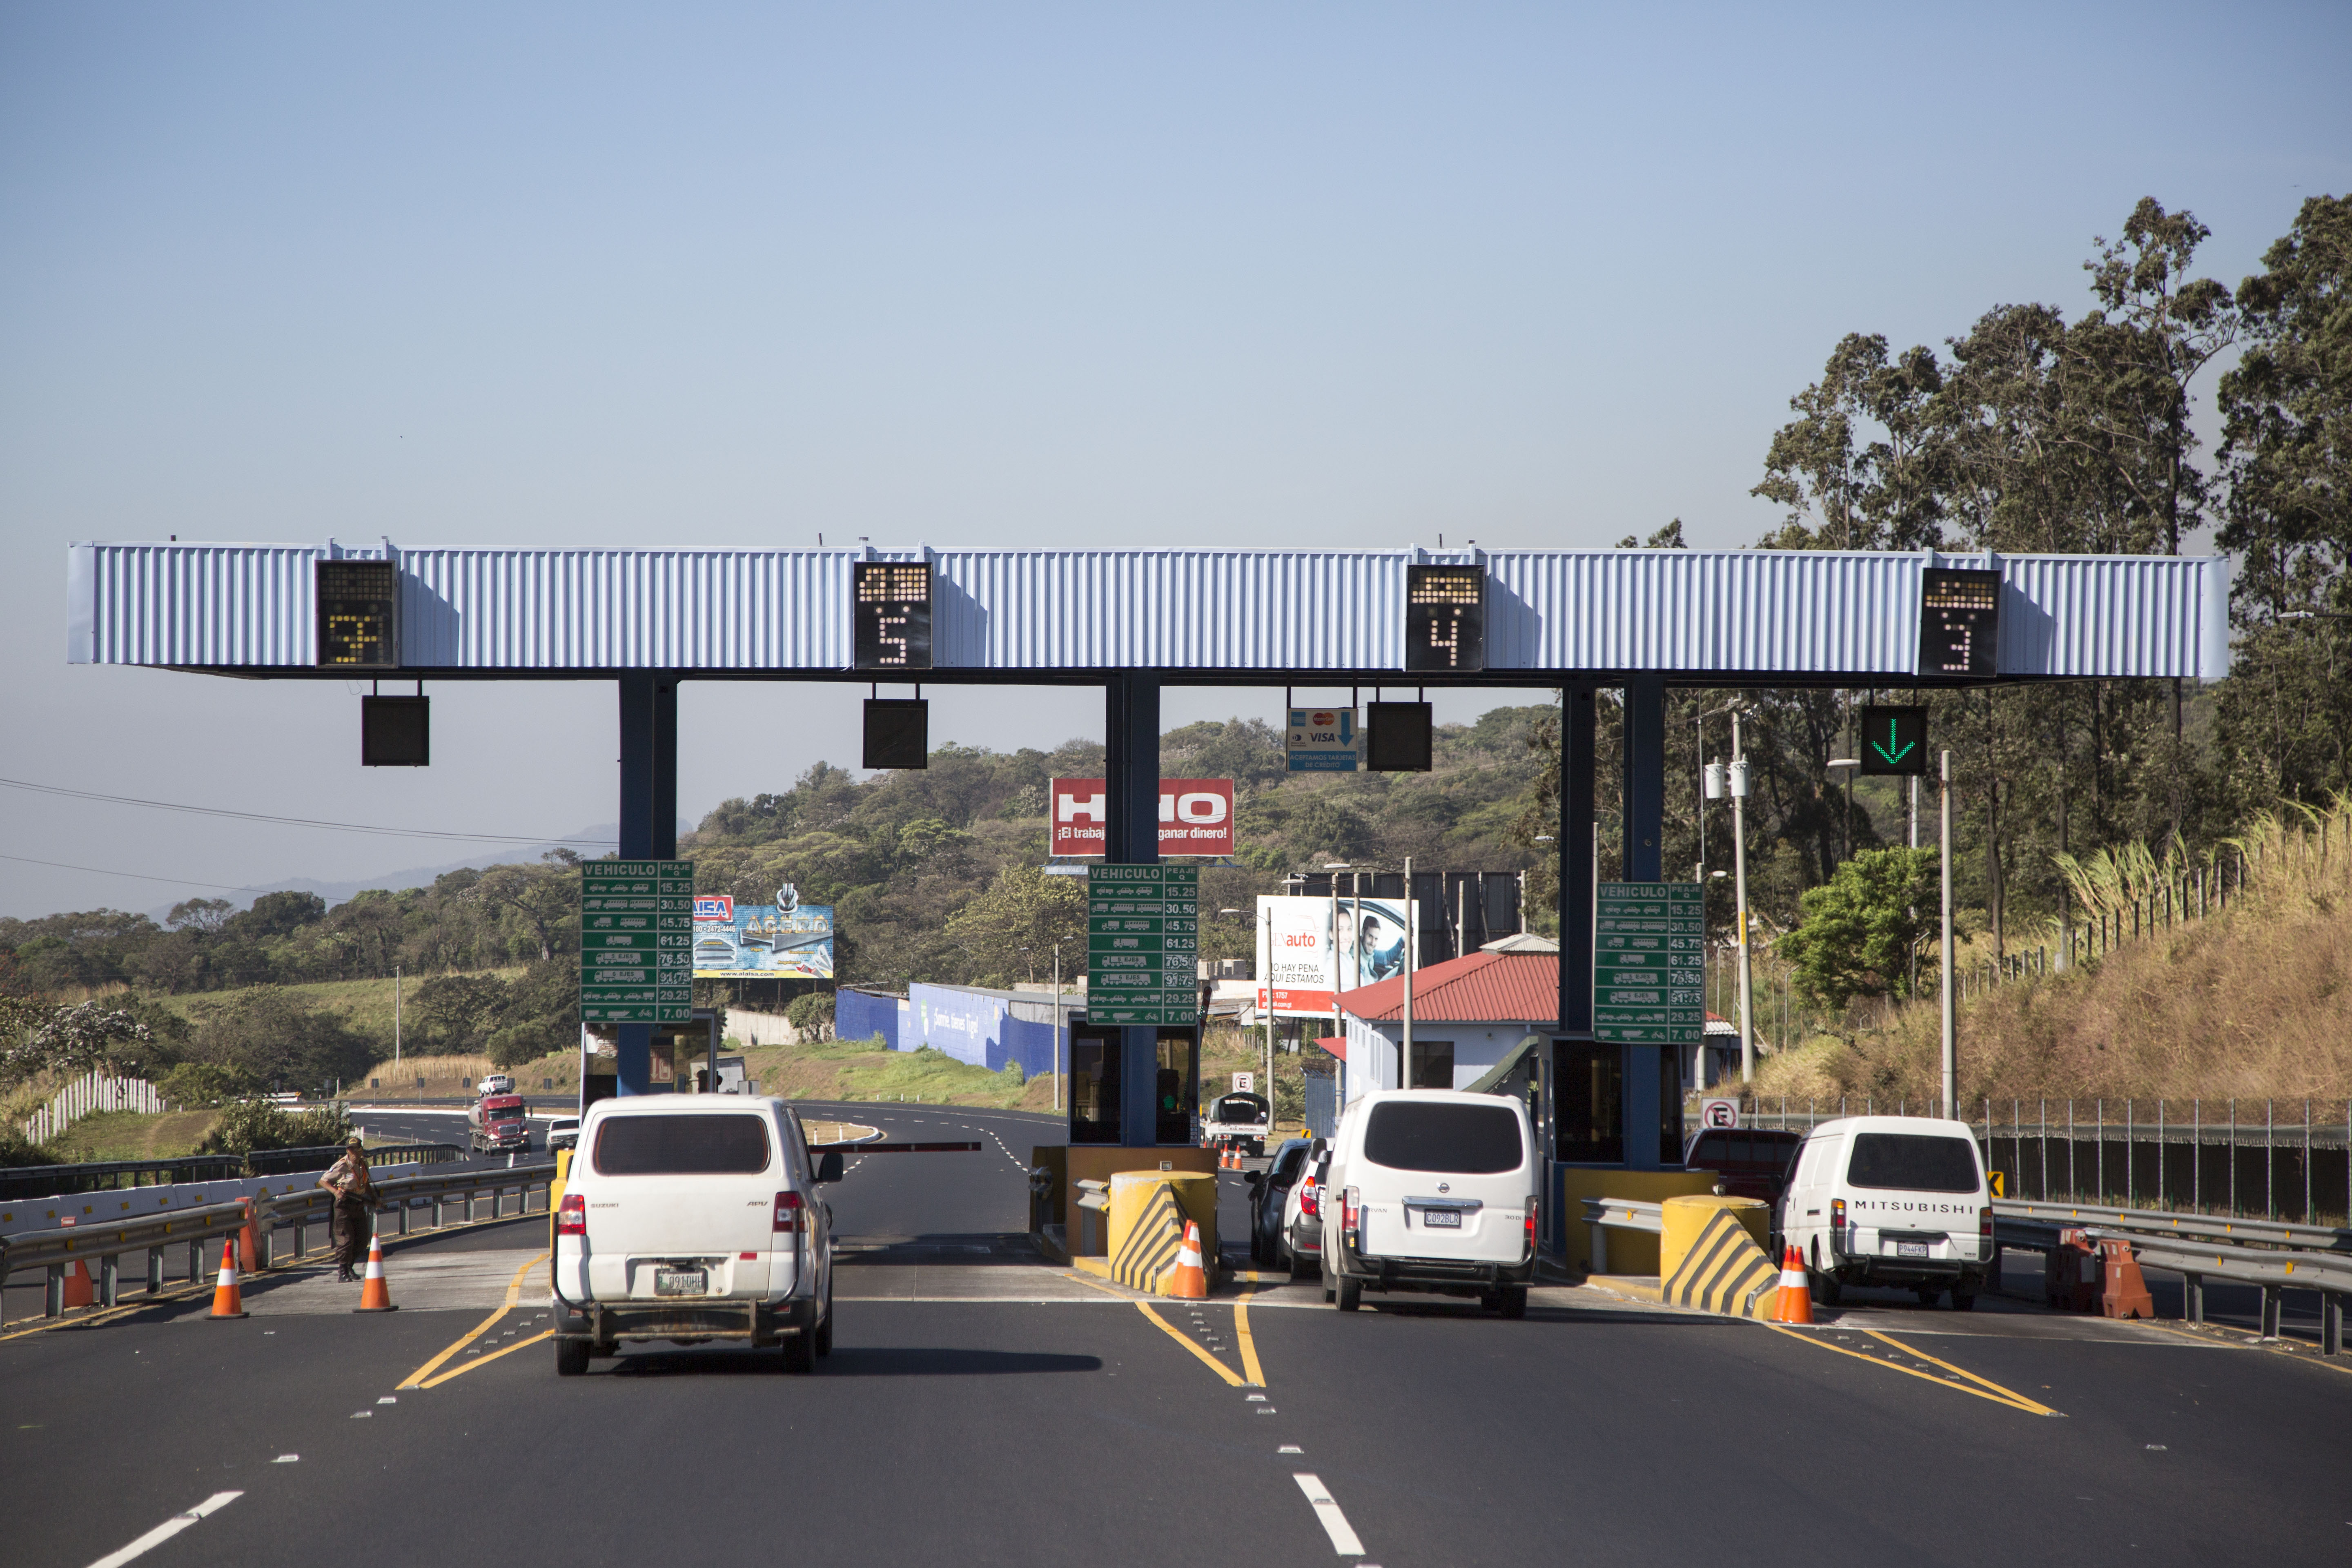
64 541 2229 681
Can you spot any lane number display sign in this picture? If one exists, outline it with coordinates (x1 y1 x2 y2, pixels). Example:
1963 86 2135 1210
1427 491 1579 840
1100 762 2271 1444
1858 705 1929 776
1405 564 1485 673
1919 568 2000 679
1592 883 1702 1046
316 560 400 670
580 860 695 1024
1087 864 1199 1026
853 561 933 671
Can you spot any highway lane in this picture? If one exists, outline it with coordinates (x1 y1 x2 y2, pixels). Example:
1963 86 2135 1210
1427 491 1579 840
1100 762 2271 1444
7 1105 2347 1567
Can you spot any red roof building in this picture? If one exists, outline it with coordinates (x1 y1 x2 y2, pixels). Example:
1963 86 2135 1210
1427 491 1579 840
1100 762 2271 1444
1331 951 1564 1098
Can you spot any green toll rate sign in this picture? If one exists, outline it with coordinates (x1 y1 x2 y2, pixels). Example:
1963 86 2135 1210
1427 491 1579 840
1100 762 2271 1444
1592 883 1703 1046
579 860 695 1024
1087 864 1200 1026
1859 706 1929 776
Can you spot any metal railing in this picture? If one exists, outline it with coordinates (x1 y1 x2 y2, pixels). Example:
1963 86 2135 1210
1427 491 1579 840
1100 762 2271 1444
0 1160 559 1326
0 1154 245 1203
1579 1197 1662 1275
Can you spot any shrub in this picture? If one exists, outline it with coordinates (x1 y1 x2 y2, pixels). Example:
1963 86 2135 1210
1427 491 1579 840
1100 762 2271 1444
199 1098 353 1156
157 1061 261 1109
786 992 835 1041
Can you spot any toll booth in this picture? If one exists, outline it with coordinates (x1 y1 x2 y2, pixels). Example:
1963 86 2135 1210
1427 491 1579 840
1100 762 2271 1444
1542 1038 1717 1276
579 1009 723 1113
1032 1020 1216 1264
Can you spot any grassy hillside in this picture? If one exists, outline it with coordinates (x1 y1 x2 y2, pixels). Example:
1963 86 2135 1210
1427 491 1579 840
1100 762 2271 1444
1756 806 2352 1105
165 971 525 1051
40 1109 220 1163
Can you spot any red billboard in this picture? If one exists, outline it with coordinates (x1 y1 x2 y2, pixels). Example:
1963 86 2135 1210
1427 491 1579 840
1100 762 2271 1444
1049 777 1234 858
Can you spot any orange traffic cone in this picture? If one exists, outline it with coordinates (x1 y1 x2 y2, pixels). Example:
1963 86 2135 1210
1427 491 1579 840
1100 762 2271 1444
237 1198 258 1274
1163 1219 1209 1299
353 1234 397 1313
207 1238 248 1320
60 1216 94 1308
1771 1244 1814 1324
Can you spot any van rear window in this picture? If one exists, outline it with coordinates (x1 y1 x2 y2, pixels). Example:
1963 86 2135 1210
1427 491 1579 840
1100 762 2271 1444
1363 1102 1523 1174
1846 1133 1980 1194
593 1114 772 1176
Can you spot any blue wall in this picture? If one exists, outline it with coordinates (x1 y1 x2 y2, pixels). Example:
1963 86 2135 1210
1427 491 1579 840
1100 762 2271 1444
837 985 1065 1080
836 988 903 1052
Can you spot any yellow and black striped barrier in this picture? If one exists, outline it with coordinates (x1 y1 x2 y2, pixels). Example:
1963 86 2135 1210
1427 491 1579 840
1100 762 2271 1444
1662 1197 1780 1320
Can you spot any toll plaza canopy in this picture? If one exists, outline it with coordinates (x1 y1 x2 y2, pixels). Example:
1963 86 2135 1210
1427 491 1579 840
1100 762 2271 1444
66 541 2227 684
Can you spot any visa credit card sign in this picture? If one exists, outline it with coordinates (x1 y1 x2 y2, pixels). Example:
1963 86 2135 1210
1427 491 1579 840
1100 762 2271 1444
1049 778 1233 857
1287 707 1357 772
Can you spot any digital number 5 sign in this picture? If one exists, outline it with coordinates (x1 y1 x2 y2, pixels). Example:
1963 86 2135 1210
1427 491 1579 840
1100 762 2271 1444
1405 565 1485 673
853 562 933 671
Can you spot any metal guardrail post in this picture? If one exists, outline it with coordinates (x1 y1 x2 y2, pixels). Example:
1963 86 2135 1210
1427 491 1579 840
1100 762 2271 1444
2326 1294 2344 1357
46 1263 63 1317
293 1215 307 1260
186 1239 202 1287
258 1223 273 1271
2261 1285 2282 1339
397 1200 410 1237
2185 1271 2204 1325
146 1247 163 1294
100 1253 118 1308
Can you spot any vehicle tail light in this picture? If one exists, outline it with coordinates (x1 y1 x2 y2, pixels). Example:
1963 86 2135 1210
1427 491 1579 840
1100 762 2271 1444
774 1191 806 1234
1831 1198 1846 1232
557 1194 585 1236
1525 1197 1539 1256
1980 1205 1994 1242
1300 1182 1320 1219
1342 1186 1360 1244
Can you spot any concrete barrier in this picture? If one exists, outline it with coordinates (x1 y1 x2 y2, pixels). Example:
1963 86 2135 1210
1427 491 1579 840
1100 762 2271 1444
1107 1172 1218 1294
1661 1196 1778 1319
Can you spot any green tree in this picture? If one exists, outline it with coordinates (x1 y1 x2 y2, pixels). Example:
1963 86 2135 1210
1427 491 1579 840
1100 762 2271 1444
409 973 511 1054
942 865 1086 985
1778 848 1940 1012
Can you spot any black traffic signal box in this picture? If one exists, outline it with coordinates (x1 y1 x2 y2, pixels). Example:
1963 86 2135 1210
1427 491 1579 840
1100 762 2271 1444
1858 706 1927 776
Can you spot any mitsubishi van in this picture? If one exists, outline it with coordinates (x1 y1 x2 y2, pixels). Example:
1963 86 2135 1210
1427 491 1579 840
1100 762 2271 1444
1319 1089 1539 1318
1776 1115 1991 1309
551 1096 841 1374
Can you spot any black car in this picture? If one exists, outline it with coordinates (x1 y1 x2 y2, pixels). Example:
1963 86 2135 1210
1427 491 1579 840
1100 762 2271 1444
1245 1138 1317 1269
1683 1127 1803 1205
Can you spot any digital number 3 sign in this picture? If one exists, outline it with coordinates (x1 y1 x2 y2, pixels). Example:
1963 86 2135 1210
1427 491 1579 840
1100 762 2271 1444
315 560 400 669
853 562 933 671
1405 565 1485 673
1919 568 2001 679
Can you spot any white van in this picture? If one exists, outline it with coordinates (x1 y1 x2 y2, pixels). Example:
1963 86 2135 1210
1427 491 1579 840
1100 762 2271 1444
1776 1115 1991 1309
1319 1089 1539 1318
551 1096 841 1374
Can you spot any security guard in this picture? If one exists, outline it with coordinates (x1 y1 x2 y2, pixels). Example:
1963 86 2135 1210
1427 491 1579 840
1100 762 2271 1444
316 1134 378 1282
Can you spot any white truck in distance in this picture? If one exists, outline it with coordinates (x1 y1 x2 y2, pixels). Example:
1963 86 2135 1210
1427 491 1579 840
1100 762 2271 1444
552 1096 842 1374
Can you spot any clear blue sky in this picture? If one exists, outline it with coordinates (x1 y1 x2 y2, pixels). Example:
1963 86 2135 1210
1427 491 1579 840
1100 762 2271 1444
2 2 2345 916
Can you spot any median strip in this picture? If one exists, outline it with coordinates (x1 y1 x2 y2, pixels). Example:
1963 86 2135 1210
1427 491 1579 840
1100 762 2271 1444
1765 1324 2062 1416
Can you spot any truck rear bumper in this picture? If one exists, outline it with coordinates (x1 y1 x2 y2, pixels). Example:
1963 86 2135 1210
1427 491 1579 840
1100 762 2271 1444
554 1296 814 1348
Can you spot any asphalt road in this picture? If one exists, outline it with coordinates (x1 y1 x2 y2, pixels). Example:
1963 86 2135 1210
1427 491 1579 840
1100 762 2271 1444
6 1101 2347 1567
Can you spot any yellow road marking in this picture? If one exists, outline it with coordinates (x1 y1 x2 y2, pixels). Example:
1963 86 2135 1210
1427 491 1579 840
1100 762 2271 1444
397 1251 550 1390
1134 1302 1244 1387
417 1330 555 1387
1862 1330 2062 1416
1764 1325 2063 1416
1233 1291 1266 1388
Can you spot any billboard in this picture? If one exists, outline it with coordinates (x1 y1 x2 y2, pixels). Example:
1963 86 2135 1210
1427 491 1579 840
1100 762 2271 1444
1253 893 1417 1018
1049 777 1234 858
692 886 835 980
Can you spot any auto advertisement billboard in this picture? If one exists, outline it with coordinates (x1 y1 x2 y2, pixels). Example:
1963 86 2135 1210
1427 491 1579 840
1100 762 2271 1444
1253 893 1417 1018
1049 777 1234 858
691 886 835 980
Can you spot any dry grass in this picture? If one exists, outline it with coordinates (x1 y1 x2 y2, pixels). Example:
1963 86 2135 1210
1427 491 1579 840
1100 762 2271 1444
1788 802 2352 1105
361 1054 498 1091
40 1109 220 1162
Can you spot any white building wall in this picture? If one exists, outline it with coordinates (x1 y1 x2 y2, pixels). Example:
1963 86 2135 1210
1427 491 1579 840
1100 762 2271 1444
1340 1017 1551 1103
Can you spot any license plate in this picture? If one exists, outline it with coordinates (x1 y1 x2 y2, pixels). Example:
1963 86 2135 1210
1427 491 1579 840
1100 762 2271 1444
1421 1210 1462 1229
1897 1242 1929 1258
654 1268 708 1296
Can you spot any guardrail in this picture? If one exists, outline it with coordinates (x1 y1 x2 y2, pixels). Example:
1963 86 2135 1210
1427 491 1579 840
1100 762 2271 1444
1580 1197 1662 1275
0 1155 247 1203
0 1160 559 1327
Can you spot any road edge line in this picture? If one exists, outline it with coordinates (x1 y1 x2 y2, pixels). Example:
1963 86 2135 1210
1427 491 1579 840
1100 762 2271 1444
1763 1324 2062 1415
1233 1290 1266 1387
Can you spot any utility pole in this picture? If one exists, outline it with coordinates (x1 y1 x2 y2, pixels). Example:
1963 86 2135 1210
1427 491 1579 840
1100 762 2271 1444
1263 906 1276 1122
1052 942 1063 1114
1940 748 1956 1116
1731 713 1754 1089
1401 855 1415 1090
394 966 402 1066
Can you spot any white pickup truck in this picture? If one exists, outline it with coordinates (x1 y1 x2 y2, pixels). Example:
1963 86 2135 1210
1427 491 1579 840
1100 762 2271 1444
552 1096 841 1374
1203 1091 1271 1158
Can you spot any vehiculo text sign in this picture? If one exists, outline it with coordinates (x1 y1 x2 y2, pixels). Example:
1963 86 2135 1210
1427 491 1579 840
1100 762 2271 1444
580 860 695 1025
1050 778 1234 858
1087 864 1199 1025
1592 882 1702 1046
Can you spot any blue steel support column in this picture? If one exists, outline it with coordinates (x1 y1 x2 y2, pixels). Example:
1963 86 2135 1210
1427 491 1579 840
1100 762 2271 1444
1557 680 1597 1037
1619 673 1667 1168
614 671 679 1097
1104 672 1163 1147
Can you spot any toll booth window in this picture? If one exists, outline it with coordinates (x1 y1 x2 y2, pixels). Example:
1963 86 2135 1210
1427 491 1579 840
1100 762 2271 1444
1409 1039 1454 1090
1156 1031 1198 1146
593 1115 771 1176
1553 1040 1622 1163
1070 1029 1121 1145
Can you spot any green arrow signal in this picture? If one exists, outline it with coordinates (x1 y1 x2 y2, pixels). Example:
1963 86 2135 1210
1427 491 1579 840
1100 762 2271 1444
1871 718 1917 765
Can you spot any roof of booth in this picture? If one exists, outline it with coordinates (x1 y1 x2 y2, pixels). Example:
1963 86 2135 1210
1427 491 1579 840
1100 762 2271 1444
1334 951 1561 1025
65 543 2228 681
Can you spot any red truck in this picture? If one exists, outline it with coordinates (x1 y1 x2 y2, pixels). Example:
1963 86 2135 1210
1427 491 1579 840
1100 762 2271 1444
468 1093 532 1154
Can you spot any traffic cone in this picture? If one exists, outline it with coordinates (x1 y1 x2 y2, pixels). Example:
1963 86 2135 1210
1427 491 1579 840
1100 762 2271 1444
1163 1219 1209 1300
353 1234 398 1312
236 1198 258 1274
1771 1244 1814 1324
59 1216 94 1308
207 1238 248 1320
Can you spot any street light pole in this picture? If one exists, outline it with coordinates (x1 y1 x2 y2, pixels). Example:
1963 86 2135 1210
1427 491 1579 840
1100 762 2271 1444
1401 855 1415 1090
1052 941 1063 1115
1730 713 1754 1089
1940 748 1956 1116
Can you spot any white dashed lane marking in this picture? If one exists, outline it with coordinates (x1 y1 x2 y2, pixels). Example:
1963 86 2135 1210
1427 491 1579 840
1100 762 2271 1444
1292 1474 1367 1555
87 1491 243 1568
